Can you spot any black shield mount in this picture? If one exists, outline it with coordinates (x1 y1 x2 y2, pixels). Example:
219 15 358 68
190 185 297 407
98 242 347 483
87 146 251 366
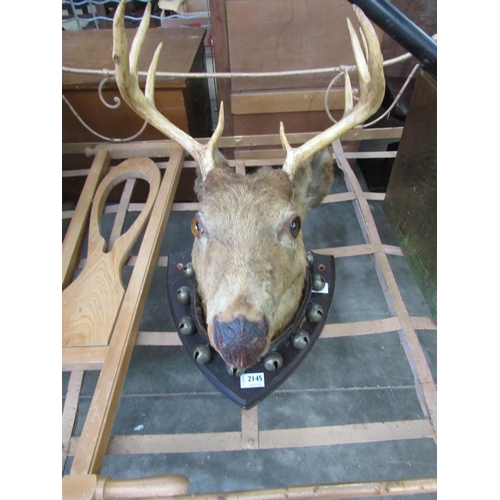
167 251 335 409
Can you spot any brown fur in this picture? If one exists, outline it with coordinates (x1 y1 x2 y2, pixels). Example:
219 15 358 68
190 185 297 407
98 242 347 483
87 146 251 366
191 148 334 369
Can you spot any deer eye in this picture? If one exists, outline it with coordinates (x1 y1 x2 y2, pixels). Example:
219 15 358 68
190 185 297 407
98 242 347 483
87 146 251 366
289 215 301 238
191 215 203 237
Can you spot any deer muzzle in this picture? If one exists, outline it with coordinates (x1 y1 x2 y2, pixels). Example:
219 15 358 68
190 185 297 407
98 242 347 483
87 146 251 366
212 316 269 371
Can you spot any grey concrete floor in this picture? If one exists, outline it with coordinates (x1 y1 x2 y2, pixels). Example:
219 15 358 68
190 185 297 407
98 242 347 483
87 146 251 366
63 158 437 498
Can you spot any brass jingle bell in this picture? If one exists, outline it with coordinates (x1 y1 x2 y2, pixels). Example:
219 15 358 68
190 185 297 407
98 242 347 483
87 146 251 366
178 316 196 335
263 352 283 371
312 274 326 291
291 330 310 349
193 345 212 364
176 286 191 304
227 365 246 377
306 251 315 266
183 262 194 279
306 303 324 323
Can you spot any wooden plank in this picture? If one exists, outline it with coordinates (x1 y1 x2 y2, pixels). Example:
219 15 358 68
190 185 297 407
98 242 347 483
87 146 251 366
411 316 437 331
322 192 356 204
231 88 346 115
136 331 182 346
259 420 434 450
345 151 398 159
62 370 85 472
70 419 433 456
225 127 404 146
241 406 259 450
62 168 92 178
70 147 185 475
364 192 386 201
105 432 243 455
62 127 403 157
62 149 110 289
313 243 403 258
132 315 432 346
62 347 107 371
320 317 402 338
97 142 182 160
172 202 200 211
233 143 394 161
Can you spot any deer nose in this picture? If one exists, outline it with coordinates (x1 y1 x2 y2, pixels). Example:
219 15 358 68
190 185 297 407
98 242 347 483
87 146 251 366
212 316 268 370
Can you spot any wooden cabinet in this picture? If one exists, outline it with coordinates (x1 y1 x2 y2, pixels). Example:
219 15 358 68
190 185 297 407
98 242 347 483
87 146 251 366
62 27 211 143
209 0 384 139
209 0 436 143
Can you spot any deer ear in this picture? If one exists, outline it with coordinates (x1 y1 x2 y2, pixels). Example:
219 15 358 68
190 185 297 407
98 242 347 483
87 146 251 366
291 146 334 209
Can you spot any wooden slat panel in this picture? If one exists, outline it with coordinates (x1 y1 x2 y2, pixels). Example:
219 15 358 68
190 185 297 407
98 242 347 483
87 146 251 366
61 127 404 157
69 419 433 456
70 148 185 475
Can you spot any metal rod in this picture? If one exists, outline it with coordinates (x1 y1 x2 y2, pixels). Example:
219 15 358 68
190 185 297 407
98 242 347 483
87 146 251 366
347 0 437 79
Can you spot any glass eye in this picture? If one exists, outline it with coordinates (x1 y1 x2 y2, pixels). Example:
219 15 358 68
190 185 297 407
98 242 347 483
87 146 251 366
191 216 201 237
289 215 301 238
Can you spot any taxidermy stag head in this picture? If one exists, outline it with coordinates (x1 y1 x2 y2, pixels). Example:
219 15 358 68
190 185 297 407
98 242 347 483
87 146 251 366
112 0 385 372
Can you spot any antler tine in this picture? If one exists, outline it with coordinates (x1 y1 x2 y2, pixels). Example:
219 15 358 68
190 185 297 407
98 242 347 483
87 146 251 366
112 0 224 180
281 5 385 180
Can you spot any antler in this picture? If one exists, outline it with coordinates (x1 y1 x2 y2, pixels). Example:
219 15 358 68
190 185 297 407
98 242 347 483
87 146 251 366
280 5 385 180
112 0 224 180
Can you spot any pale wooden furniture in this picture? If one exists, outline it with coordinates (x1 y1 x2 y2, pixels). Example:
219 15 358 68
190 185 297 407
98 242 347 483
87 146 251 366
62 145 187 497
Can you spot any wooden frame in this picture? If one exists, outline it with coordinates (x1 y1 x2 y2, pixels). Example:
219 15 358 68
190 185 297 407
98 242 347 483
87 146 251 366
62 127 436 499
